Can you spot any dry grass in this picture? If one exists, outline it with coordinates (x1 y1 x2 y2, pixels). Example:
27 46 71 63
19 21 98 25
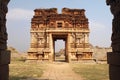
9 61 45 80
71 63 109 80
9 60 109 80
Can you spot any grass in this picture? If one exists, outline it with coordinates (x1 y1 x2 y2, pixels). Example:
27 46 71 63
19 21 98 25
9 60 109 80
9 60 45 80
71 63 109 80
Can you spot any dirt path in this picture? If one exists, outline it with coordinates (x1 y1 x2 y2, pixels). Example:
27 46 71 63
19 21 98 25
39 62 83 80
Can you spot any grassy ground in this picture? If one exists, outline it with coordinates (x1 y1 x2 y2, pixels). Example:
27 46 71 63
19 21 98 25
9 60 109 80
71 63 109 80
9 61 45 80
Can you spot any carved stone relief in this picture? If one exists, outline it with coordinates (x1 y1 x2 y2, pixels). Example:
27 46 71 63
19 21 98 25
28 8 92 62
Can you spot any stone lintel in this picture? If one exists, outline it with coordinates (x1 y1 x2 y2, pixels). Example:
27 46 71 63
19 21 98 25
30 30 90 33
107 52 120 65
0 50 11 65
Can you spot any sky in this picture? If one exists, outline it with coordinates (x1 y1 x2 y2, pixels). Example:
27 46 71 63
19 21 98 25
6 0 113 52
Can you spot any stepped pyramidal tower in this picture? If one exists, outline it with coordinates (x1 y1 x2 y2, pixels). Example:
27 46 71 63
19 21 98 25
27 8 93 62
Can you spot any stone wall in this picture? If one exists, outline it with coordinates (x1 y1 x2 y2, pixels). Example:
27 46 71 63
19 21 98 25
92 47 112 61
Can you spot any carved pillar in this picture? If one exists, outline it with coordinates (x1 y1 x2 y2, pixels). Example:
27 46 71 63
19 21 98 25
49 33 53 61
85 33 89 43
31 33 38 48
106 0 120 80
0 0 10 80
67 33 71 62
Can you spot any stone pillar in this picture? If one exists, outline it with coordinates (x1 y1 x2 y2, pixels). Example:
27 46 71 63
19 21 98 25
85 33 88 43
0 51 10 80
67 33 71 62
106 0 120 80
49 33 53 61
0 0 10 80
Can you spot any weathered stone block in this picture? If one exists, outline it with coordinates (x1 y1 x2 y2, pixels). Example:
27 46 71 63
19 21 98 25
107 52 120 80
109 64 120 80
107 52 120 65
0 50 10 65
0 65 9 80
0 43 7 50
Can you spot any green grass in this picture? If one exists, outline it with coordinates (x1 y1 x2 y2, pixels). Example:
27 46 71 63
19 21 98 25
71 63 109 80
9 61 45 80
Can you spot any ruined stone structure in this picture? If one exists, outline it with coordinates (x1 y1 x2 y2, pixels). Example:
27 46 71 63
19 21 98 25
0 0 10 80
27 8 93 62
1 0 120 80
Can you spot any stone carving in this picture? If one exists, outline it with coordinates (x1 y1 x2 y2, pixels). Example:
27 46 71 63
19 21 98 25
0 0 10 80
106 0 120 52
27 8 93 62
106 1 120 80
0 0 9 50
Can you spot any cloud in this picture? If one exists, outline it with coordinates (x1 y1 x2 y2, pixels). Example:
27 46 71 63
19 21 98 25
7 8 34 21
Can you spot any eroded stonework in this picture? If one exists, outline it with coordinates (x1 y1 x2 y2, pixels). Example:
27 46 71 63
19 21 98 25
0 0 9 50
106 0 120 52
106 0 120 80
27 8 93 62
0 0 10 80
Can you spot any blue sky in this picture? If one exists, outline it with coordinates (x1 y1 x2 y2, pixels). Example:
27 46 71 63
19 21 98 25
6 0 113 52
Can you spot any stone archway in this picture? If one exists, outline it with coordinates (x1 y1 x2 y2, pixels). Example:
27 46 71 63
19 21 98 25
0 0 120 80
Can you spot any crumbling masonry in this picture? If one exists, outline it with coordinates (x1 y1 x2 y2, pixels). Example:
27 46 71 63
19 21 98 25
27 8 93 62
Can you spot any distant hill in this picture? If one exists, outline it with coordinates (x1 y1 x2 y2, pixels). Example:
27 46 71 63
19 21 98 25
56 46 112 61
7 46 27 61
92 46 112 61
7 46 19 53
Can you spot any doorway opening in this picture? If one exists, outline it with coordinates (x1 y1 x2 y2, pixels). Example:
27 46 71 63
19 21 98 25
54 39 65 62
53 35 68 62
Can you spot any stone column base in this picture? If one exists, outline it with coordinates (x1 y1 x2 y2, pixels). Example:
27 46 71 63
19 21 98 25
0 50 11 80
107 52 120 80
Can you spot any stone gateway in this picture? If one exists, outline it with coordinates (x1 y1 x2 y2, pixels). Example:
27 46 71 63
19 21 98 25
27 8 93 62
1 1 120 79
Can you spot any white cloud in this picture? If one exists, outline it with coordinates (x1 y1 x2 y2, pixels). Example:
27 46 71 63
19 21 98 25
7 8 34 20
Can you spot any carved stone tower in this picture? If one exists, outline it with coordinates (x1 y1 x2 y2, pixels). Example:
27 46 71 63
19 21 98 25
27 8 93 62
